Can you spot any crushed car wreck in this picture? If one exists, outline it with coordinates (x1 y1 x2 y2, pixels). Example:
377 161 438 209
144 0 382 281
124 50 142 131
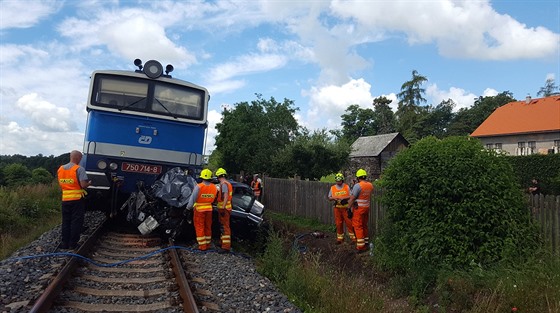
121 167 264 240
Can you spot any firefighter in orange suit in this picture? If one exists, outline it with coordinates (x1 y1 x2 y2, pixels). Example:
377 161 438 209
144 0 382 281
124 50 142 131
328 173 355 244
251 174 262 201
347 169 374 253
57 150 91 250
186 169 217 251
216 168 232 251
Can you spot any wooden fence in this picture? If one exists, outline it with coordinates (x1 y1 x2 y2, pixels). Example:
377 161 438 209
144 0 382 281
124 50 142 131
263 177 560 255
529 194 560 255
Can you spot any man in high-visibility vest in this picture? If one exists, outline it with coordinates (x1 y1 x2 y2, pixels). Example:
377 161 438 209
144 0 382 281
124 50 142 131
328 173 355 244
251 174 262 201
186 169 217 251
216 168 232 252
57 150 91 250
347 169 374 253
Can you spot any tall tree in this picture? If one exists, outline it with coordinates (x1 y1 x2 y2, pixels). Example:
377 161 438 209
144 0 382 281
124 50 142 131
372 96 396 134
396 70 428 142
537 78 559 97
339 104 376 142
271 129 350 180
214 94 299 175
447 91 515 136
413 99 455 139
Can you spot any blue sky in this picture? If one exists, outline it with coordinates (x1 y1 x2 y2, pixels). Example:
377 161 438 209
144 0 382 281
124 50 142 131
1 0 559 156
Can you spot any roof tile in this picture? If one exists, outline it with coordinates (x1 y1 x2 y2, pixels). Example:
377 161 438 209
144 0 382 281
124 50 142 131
470 96 560 137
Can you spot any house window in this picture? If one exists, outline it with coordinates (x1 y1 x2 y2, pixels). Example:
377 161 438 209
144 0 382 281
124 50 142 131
517 142 526 156
486 143 494 149
495 143 502 150
555 140 560 147
528 141 536 154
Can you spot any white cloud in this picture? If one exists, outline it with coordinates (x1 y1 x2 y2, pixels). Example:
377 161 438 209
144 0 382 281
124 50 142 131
0 0 61 30
0 120 84 156
206 79 247 95
482 88 499 97
205 109 222 155
304 78 374 129
205 53 288 94
0 43 89 156
16 93 77 132
426 84 499 111
98 16 197 66
208 53 288 82
57 11 197 67
330 0 559 60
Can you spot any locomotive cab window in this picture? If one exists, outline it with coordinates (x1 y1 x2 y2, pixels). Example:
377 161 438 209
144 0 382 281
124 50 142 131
152 84 203 120
90 73 205 121
95 78 148 110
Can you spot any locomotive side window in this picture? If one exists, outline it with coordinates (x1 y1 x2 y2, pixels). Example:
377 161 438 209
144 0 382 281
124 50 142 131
95 78 149 110
153 84 203 120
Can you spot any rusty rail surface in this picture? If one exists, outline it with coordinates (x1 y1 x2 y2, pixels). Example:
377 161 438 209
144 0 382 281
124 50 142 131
29 219 108 313
168 238 199 313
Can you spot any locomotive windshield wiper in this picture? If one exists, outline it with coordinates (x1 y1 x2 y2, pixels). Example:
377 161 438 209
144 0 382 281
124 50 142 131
118 97 146 111
154 98 178 119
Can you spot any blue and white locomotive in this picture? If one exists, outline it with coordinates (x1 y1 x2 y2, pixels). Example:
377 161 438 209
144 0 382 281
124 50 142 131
82 59 209 217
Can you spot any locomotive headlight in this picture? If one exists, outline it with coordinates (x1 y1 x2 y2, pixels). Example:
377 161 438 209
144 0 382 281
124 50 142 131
109 162 118 170
97 160 107 170
143 60 163 79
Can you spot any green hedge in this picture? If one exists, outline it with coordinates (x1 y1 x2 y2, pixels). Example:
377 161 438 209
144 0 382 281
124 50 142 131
506 154 560 195
377 136 539 274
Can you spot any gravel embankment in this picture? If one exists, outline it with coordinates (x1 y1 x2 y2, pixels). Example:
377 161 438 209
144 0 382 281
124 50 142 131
0 212 301 313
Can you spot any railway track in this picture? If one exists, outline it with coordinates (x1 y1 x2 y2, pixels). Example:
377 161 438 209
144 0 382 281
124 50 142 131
29 221 215 313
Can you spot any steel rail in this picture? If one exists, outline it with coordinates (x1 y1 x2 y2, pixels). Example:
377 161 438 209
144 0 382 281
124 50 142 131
29 220 107 313
168 238 199 313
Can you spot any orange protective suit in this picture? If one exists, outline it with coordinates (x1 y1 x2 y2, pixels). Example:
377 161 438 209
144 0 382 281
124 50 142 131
329 184 355 243
193 182 217 251
217 179 233 250
353 180 373 251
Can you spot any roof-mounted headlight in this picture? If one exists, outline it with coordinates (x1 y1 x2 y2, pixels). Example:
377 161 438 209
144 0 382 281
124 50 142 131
143 60 163 79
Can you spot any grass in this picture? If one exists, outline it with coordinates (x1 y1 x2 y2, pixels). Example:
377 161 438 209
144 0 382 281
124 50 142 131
257 227 387 313
437 254 560 313
0 182 61 259
260 210 560 313
265 210 333 233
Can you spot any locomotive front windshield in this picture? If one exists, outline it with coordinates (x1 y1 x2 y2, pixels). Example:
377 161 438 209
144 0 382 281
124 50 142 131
92 74 205 121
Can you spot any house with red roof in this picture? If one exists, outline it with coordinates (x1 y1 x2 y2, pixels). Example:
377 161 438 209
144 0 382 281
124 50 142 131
470 95 560 155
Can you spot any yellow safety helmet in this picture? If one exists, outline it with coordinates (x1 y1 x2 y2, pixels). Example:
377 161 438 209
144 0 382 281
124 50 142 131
200 169 213 180
334 173 344 181
356 169 367 178
216 168 227 177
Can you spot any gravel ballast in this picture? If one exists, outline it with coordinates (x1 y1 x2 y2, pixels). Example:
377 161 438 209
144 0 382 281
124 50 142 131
0 211 301 313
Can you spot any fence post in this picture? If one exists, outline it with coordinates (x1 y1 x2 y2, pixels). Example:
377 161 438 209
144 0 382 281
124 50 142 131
293 175 299 216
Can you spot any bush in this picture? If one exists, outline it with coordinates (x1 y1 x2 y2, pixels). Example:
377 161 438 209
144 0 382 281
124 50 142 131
2 163 31 187
506 154 560 195
31 167 54 185
377 136 539 274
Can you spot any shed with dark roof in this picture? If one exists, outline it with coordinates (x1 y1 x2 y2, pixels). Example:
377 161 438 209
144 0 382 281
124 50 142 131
345 132 409 180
